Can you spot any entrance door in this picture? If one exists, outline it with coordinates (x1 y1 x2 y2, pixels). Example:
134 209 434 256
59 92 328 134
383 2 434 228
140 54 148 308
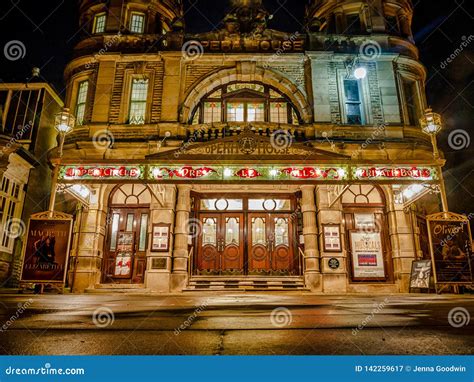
196 213 244 274
104 208 149 284
247 213 295 275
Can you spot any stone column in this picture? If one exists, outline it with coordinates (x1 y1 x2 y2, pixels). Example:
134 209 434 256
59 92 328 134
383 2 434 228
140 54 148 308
145 185 177 292
386 187 417 292
316 185 347 293
300 185 321 291
71 185 106 292
170 185 192 292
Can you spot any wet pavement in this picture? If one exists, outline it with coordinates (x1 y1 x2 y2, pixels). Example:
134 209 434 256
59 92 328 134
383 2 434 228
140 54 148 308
0 293 473 355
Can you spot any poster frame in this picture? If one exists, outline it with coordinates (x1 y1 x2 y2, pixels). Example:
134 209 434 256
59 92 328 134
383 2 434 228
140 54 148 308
19 211 74 285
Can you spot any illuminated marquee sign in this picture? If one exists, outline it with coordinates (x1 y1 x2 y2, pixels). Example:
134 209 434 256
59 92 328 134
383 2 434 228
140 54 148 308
61 166 144 180
149 166 348 181
152 167 216 179
59 165 438 183
353 167 436 181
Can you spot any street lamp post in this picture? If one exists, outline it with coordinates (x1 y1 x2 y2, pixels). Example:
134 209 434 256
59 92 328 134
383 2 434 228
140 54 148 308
48 108 75 217
419 108 448 213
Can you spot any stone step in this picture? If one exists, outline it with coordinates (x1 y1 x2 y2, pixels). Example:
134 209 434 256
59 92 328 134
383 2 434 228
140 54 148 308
185 277 306 291
94 283 145 289
85 284 149 294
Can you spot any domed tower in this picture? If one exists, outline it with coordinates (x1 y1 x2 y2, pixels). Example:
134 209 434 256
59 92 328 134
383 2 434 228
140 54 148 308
305 0 416 58
75 0 184 55
306 0 413 40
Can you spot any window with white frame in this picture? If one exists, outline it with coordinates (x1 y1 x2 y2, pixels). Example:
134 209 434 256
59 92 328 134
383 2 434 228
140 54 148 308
93 13 107 34
130 12 145 33
343 78 365 125
75 80 89 125
129 78 148 124
0 174 23 253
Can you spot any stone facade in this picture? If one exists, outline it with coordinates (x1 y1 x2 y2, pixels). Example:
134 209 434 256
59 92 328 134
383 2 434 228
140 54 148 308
45 0 447 293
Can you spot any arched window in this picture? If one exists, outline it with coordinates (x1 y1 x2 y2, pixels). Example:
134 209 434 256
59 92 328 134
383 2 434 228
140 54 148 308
191 82 300 125
110 184 151 206
341 185 384 205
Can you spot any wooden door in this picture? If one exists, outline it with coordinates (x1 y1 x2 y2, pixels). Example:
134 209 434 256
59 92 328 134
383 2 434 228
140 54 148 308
247 213 271 274
221 214 244 272
271 215 295 273
248 213 295 275
104 208 149 284
196 213 245 274
197 214 220 272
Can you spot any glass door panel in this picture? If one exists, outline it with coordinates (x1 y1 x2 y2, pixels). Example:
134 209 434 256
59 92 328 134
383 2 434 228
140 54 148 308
225 217 240 245
274 217 289 246
202 217 217 245
252 217 266 245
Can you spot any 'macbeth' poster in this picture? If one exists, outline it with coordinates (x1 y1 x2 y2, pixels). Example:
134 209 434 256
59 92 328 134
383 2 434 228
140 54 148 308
21 218 72 283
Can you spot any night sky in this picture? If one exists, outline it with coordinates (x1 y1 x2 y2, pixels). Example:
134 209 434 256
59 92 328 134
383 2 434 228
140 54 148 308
0 0 472 215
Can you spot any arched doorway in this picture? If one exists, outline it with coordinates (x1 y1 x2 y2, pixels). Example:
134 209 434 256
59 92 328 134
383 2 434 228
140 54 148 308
103 184 151 284
342 185 393 282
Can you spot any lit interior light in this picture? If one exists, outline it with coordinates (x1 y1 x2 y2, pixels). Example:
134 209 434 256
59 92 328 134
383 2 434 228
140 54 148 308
224 168 233 177
403 184 424 200
354 67 367 80
269 169 278 176
337 169 346 178
69 184 90 200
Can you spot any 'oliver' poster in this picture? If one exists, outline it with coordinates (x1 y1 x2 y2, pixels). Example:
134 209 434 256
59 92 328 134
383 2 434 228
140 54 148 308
428 219 473 283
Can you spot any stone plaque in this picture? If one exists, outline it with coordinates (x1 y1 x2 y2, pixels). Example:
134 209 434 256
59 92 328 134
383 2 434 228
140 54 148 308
151 258 168 270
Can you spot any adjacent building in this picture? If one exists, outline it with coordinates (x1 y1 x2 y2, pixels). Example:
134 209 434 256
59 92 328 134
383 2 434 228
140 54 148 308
0 70 64 285
55 0 445 293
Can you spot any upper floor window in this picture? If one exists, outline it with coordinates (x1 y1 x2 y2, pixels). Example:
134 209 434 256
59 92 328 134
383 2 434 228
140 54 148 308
129 78 148 125
203 102 222 123
346 13 362 34
192 83 300 125
93 13 107 34
0 174 22 253
385 15 400 35
130 12 145 33
402 79 420 126
4 89 43 140
75 80 89 126
343 79 364 125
